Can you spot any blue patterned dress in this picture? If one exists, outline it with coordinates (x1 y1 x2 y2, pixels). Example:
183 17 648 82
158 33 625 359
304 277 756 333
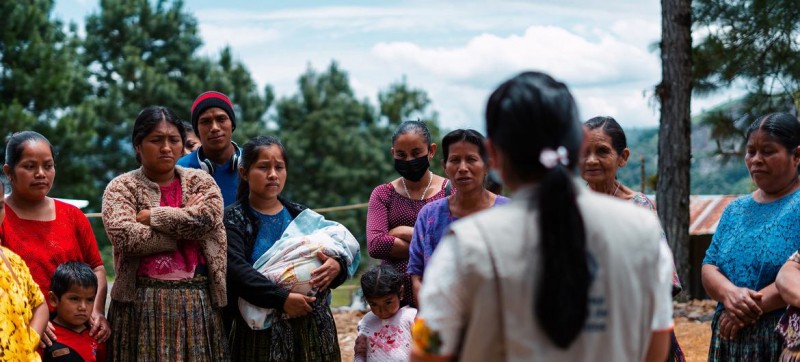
703 189 800 361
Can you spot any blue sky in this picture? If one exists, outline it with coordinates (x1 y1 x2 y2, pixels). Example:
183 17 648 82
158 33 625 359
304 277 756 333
54 0 740 131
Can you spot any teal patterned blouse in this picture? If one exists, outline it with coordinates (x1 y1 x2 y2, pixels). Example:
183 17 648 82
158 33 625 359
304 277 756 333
703 189 800 297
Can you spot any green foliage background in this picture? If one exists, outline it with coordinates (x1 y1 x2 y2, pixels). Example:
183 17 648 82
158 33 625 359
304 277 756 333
0 1 445 277
616 126 754 197
5 0 782 279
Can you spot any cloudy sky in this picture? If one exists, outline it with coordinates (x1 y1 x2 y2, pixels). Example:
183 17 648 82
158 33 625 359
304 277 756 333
54 0 740 131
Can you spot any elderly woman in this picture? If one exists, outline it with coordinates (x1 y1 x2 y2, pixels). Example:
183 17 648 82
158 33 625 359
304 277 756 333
411 71 673 361
102 106 228 360
407 129 509 304
580 116 684 360
1 131 109 347
581 116 660 207
702 112 800 361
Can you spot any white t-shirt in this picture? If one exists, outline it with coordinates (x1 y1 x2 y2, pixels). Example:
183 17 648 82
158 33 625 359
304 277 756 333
355 306 417 362
415 185 674 361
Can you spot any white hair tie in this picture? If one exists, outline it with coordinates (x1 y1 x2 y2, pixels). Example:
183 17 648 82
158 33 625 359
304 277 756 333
539 146 569 169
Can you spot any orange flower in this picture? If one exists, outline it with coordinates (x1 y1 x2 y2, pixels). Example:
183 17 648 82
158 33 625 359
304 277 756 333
412 317 443 354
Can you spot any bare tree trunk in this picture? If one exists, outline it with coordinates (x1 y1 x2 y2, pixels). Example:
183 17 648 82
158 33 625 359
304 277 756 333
657 0 692 298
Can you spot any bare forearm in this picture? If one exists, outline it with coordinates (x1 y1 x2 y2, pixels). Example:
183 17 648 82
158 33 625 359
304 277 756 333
93 267 108 315
702 264 737 302
411 275 422 307
644 331 671 362
389 238 410 259
757 283 786 313
777 262 800 307
31 302 49 339
388 226 414 242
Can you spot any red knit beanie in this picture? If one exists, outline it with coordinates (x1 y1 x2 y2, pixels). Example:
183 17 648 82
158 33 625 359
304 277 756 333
190 91 236 135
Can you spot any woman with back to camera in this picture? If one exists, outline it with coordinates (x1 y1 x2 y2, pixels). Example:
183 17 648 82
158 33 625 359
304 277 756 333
102 106 228 360
406 129 509 304
1 131 109 347
411 71 674 361
702 112 800 361
367 120 450 307
580 116 684 361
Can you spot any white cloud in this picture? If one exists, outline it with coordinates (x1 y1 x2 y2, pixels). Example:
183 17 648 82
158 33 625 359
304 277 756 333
609 19 661 49
371 25 660 89
198 25 280 52
180 1 738 132
365 24 665 129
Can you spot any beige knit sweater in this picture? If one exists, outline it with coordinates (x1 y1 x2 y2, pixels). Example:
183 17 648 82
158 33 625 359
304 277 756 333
101 166 227 307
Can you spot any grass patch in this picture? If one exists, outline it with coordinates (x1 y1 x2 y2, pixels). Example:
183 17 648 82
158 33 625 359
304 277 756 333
331 275 363 307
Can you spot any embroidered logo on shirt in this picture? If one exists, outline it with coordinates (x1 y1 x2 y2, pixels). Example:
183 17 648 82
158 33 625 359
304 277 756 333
52 347 71 357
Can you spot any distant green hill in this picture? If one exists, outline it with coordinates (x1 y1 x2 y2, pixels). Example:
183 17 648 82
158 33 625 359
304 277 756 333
615 126 753 195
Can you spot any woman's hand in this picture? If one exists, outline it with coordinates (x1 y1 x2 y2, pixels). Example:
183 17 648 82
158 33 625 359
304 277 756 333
719 310 747 340
136 209 151 226
38 321 57 348
89 312 111 343
310 252 342 291
721 286 763 324
283 292 315 318
183 194 204 208
355 335 367 355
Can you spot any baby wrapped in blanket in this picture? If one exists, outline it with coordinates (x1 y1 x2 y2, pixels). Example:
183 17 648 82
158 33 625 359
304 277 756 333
239 209 361 330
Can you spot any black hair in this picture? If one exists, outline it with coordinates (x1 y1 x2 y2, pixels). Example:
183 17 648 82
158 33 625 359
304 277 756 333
746 112 800 154
441 129 488 165
486 71 587 349
391 120 432 148
4 131 55 170
484 176 503 194
50 261 98 299
360 265 403 299
236 136 288 202
584 116 628 155
131 106 186 164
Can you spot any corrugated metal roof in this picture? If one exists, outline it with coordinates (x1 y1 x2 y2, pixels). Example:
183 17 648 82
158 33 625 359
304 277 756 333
688 195 741 236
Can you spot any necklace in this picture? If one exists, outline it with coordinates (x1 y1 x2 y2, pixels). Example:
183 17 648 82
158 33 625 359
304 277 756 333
402 171 433 201
611 181 621 197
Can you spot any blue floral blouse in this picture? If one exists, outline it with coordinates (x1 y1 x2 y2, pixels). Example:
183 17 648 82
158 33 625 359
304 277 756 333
703 189 800 302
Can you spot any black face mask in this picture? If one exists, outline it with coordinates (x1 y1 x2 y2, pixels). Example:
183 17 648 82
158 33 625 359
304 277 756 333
394 155 430 182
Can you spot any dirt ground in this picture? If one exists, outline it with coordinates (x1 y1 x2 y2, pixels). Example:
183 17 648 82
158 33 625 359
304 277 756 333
334 300 717 361
675 317 712 362
335 309 366 361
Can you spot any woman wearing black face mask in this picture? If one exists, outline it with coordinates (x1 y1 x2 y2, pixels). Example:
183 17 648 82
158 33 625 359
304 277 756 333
367 120 450 307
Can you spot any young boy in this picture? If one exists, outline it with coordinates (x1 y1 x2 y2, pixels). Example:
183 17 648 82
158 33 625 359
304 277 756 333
43 261 106 362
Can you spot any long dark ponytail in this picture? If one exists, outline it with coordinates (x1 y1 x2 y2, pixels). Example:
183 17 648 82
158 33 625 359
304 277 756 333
486 71 588 348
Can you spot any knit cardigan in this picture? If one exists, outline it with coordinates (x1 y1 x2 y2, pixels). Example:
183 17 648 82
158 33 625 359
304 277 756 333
102 166 227 307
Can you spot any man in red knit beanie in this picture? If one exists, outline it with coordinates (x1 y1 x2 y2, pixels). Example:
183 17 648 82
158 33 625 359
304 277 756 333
177 91 241 206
